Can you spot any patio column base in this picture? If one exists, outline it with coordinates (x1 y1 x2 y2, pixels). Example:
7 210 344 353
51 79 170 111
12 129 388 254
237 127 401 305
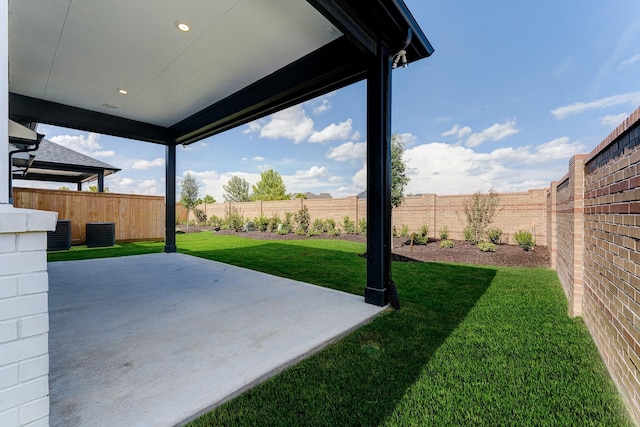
365 286 387 306
164 244 177 253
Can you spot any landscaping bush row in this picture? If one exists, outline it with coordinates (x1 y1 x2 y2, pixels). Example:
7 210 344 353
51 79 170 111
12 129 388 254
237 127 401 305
188 204 536 251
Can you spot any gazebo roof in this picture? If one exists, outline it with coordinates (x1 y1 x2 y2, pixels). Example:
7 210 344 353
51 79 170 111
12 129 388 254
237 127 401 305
12 138 120 185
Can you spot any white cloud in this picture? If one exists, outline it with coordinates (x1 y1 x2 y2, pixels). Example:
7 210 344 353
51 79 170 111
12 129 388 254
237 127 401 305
132 157 165 170
243 156 265 162
395 133 418 147
243 120 263 134
466 120 519 147
114 177 135 188
309 119 354 143
353 164 367 188
294 166 330 180
441 124 472 139
619 53 640 69
601 113 628 127
326 141 366 162
50 132 103 156
93 150 116 158
313 99 332 114
551 92 640 119
260 105 314 143
402 137 584 196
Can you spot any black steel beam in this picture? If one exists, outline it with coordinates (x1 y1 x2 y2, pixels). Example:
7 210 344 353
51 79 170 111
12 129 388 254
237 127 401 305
365 40 394 307
164 143 177 253
9 93 171 145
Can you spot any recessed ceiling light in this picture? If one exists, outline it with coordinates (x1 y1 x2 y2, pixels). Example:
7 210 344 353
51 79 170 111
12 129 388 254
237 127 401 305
176 21 191 32
118 89 128 95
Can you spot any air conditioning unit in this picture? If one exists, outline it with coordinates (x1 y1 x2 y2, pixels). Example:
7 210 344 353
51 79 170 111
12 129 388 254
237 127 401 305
47 220 71 251
86 222 115 248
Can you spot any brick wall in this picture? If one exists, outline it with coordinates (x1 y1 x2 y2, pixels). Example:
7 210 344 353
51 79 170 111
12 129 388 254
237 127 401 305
195 190 549 243
0 206 57 427
552 107 640 423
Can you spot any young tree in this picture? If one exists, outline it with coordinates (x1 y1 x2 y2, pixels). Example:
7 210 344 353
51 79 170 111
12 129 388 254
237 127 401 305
179 173 200 231
463 188 501 243
251 169 289 201
223 176 251 202
202 194 216 204
391 134 410 208
87 185 110 192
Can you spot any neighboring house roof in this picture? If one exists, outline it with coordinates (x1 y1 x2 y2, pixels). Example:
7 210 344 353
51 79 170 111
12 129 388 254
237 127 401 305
358 190 366 198
305 192 333 199
12 138 120 185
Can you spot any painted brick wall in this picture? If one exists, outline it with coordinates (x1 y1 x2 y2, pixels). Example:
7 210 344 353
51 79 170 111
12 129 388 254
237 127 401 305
0 206 57 427
552 107 640 423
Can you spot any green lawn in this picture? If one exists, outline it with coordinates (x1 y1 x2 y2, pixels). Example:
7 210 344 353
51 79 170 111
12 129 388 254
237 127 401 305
48 233 632 426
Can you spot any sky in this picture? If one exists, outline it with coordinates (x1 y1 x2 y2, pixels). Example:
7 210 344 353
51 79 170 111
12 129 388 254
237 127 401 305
25 0 640 202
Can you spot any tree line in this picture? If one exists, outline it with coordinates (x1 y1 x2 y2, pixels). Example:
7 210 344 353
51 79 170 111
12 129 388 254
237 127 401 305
179 135 409 220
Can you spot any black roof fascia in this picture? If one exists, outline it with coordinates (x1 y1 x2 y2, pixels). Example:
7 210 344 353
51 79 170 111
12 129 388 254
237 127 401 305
12 172 109 184
9 93 172 145
24 161 120 174
171 37 366 145
309 0 434 61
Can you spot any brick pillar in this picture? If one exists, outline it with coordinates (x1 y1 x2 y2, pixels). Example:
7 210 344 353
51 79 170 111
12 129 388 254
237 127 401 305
548 181 558 269
0 206 57 426
570 155 586 317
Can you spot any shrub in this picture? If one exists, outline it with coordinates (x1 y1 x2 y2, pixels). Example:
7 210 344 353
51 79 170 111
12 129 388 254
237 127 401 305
400 224 409 237
308 218 325 236
294 206 310 234
277 225 290 235
223 206 244 230
358 218 367 234
439 226 449 240
477 241 496 252
514 230 536 251
254 213 268 232
207 215 223 228
267 214 282 233
325 218 340 236
283 212 294 230
343 216 357 234
412 233 428 245
487 227 503 244
412 224 430 245
193 208 207 225
463 189 500 244
463 226 475 242
440 239 454 249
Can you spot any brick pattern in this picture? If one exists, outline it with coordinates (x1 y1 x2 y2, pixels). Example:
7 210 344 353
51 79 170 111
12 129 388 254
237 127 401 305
0 207 56 427
197 190 549 243
552 107 640 424
583 116 640 422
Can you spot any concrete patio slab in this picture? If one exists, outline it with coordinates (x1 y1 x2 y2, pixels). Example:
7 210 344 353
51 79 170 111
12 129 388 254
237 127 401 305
47 253 385 427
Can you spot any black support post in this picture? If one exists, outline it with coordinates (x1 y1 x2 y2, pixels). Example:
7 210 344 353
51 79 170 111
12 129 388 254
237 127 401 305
164 143 177 253
365 41 394 307
97 171 104 192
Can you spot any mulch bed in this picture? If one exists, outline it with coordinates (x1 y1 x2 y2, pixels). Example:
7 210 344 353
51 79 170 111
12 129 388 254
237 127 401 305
179 226 551 268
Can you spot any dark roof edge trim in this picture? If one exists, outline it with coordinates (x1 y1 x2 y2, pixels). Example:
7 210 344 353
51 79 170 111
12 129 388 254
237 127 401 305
9 93 172 145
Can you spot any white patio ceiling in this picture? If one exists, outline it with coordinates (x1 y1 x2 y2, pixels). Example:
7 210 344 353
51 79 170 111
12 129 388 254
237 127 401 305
9 0 341 128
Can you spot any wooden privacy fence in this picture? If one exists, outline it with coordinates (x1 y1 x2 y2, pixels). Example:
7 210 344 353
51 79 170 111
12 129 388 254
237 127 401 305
13 187 165 244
